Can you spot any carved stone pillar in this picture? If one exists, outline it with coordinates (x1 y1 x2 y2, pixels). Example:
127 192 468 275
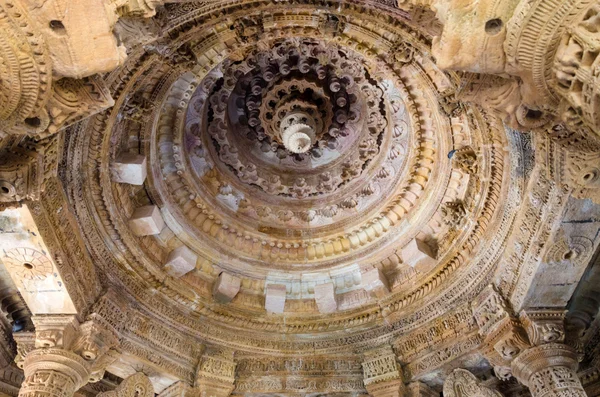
17 316 87 397
362 345 405 397
511 310 587 397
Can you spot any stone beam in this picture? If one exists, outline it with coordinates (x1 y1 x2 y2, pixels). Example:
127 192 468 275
0 205 77 315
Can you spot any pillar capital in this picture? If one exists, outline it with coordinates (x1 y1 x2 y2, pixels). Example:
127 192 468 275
511 343 583 396
16 312 122 397
31 315 79 350
19 348 90 397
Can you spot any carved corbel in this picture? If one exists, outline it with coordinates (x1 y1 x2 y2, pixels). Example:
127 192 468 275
12 332 35 370
111 0 161 18
455 73 524 129
451 146 478 175
472 286 531 380
478 317 531 381
232 15 265 43
471 285 512 335
195 347 236 397
565 150 600 204
441 201 466 228
391 41 415 67
0 137 60 208
76 290 127 382
86 289 129 337
519 309 567 346
362 345 405 397
31 315 80 350
97 372 154 397
42 76 114 139
318 14 347 36
430 0 520 74
72 320 119 364
443 368 503 397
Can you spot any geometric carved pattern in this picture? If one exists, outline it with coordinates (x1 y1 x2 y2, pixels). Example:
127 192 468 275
2 248 53 280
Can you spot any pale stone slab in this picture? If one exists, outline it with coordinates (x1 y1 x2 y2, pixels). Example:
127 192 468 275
0 206 77 315
112 153 147 185
164 246 197 278
401 238 436 271
213 272 241 304
362 268 390 293
314 282 337 313
265 283 287 313
129 205 165 236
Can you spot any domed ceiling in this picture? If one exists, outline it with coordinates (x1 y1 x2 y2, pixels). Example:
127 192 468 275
3 0 600 395
63 0 526 354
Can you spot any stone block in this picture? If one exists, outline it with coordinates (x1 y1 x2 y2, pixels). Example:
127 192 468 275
213 272 241 304
362 268 390 293
164 246 197 278
265 284 287 313
314 282 337 313
111 153 147 185
129 205 164 236
401 238 436 271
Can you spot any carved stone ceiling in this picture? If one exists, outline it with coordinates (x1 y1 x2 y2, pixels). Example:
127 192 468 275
46 0 583 359
3 0 600 395
0 0 580 370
